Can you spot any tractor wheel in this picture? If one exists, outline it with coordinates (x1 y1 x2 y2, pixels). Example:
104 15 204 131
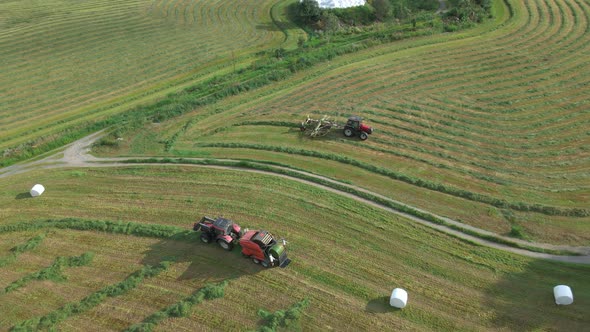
252 258 260 264
217 240 233 251
200 233 212 244
344 128 354 137
261 260 270 268
360 132 369 140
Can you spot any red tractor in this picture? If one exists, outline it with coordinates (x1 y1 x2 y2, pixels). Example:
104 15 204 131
193 216 291 268
193 216 241 251
343 116 373 140
240 229 291 268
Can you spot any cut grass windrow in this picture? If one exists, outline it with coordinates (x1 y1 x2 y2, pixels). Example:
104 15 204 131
125 280 229 332
0 218 189 239
2 252 94 294
10 261 171 332
0 233 45 267
257 298 310 332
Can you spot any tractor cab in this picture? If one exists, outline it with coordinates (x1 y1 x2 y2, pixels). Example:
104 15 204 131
211 218 234 236
194 216 241 251
346 116 362 129
343 116 373 140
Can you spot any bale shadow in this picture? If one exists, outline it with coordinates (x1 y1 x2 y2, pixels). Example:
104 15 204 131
15 192 31 200
141 233 262 281
365 296 400 313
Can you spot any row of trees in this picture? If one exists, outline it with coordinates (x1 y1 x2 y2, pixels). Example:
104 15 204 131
297 0 491 32
297 0 438 25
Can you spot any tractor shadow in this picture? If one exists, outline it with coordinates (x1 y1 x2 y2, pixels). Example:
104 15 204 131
15 192 32 199
141 233 262 281
365 296 400 313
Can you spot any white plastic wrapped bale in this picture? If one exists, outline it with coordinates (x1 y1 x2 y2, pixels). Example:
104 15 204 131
302 0 366 9
553 285 574 305
30 184 45 197
390 288 408 308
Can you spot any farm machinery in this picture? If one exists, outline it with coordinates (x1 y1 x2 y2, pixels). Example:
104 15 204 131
300 115 374 140
193 216 291 268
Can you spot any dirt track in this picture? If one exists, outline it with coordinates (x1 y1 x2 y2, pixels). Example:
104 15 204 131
2 131 589 264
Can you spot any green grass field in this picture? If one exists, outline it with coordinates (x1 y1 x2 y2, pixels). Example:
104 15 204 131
1 0 590 330
0 167 588 331
124 0 590 245
0 0 287 152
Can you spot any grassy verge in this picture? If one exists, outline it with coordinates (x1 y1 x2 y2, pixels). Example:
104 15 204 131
193 143 588 218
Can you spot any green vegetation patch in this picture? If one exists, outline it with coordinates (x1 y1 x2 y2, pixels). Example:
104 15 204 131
11 262 171 332
0 234 45 267
3 252 94 294
257 298 310 332
125 280 229 332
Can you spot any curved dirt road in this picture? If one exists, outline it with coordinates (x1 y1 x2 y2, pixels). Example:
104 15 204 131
2 132 589 264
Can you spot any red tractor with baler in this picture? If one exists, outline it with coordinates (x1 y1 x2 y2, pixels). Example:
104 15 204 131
193 216 291 268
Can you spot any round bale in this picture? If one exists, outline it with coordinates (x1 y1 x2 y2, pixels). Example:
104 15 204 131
390 288 408 309
554 285 573 305
30 184 45 197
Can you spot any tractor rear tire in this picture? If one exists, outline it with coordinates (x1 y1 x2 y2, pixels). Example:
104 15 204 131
344 128 353 137
200 233 212 244
252 258 260 264
218 240 233 251
360 132 369 140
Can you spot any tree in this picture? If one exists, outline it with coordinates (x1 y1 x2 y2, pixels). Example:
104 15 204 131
298 0 321 24
372 0 391 21
321 12 340 35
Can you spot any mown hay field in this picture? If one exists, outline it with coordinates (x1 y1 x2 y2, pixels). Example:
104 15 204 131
0 167 588 331
2 0 590 330
130 0 590 245
0 0 287 152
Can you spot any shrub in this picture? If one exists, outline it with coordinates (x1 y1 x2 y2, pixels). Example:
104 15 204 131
257 298 310 332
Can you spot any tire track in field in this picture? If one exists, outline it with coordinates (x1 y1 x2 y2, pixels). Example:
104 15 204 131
1 131 589 264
